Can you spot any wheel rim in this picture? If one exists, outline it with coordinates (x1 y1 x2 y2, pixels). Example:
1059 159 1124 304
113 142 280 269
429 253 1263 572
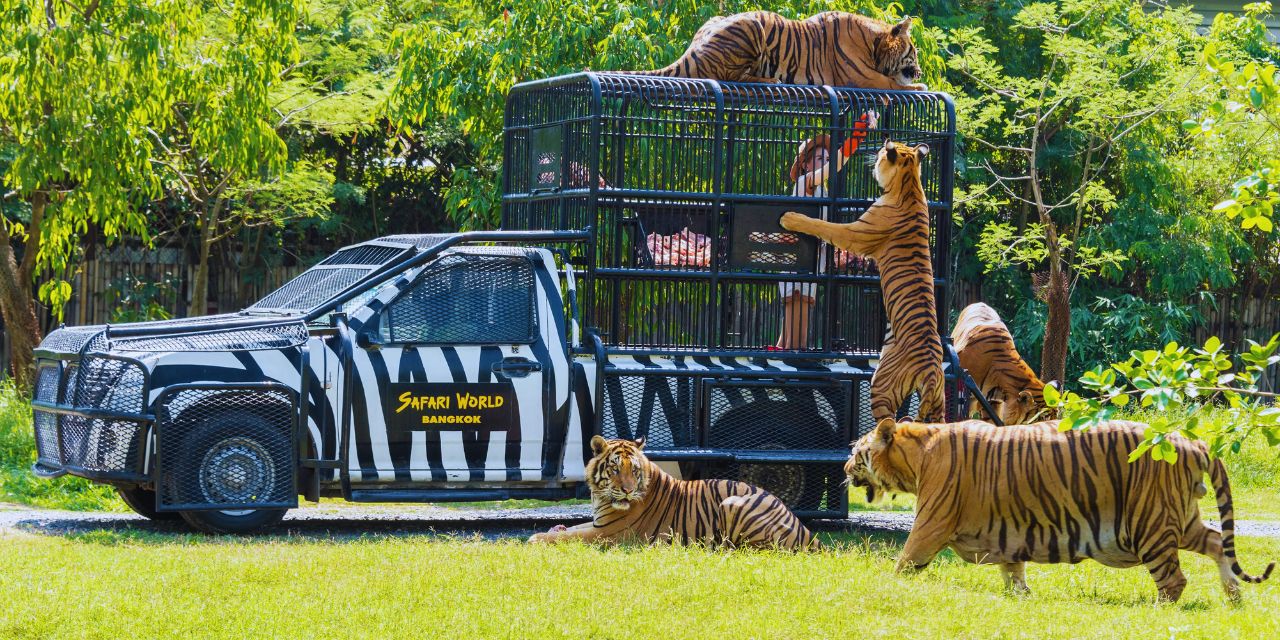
738 463 806 505
737 443 805 505
198 436 275 506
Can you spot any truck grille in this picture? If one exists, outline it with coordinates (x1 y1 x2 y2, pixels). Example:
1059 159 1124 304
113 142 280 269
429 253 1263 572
33 356 149 477
58 416 145 474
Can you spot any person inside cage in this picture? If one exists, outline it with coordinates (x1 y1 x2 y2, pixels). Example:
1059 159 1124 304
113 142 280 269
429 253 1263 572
776 111 878 350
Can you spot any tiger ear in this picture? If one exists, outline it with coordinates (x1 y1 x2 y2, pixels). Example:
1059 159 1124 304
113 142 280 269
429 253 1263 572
1018 389 1035 404
883 138 897 162
634 436 646 449
914 143 930 158
874 418 898 448
590 435 607 455
891 17 913 37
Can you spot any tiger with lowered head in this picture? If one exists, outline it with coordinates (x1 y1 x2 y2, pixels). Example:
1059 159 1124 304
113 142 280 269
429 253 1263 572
628 11 926 91
780 138 943 422
528 436 819 550
846 417 1276 602
952 302 1056 424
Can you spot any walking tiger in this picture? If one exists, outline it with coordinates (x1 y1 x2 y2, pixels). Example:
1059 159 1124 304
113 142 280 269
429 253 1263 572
846 418 1275 602
626 11 926 91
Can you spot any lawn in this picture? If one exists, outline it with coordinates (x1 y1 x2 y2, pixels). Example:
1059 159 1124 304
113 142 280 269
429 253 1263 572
3 386 1280 638
1 527 1278 639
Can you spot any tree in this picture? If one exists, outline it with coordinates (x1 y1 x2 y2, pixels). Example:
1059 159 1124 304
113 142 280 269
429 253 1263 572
147 1 300 316
944 0 1206 386
0 0 202 387
386 0 936 229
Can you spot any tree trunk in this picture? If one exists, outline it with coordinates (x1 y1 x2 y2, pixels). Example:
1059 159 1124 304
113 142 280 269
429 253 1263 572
1039 266 1070 386
189 196 225 318
0 194 47 389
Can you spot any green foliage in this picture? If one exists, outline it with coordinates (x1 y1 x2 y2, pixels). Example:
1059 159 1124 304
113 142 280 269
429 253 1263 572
1048 334 1280 462
386 0 936 229
107 272 179 323
0 0 200 305
1188 3 1280 235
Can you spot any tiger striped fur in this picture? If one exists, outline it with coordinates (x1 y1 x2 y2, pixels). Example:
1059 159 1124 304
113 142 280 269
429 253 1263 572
845 418 1276 602
780 138 944 422
952 302 1055 424
528 436 819 550
626 11 925 91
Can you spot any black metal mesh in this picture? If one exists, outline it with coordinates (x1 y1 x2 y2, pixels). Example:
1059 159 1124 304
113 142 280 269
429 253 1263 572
155 388 296 510
601 374 697 448
377 234 455 250
72 356 146 415
58 416 145 474
33 411 60 466
62 363 79 405
34 364 60 402
705 383 848 450
38 326 104 354
384 254 536 344
252 268 368 311
699 461 846 517
110 323 308 352
319 244 406 266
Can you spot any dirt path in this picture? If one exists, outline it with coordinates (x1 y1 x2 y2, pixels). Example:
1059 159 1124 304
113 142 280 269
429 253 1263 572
3 502 1279 540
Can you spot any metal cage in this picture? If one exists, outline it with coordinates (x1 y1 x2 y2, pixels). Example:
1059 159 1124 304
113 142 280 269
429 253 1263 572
501 73 955 355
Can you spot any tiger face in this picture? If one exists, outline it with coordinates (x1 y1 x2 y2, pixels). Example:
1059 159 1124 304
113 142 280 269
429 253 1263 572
586 435 649 511
872 138 929 190
845 418 920 504
874 17 921 87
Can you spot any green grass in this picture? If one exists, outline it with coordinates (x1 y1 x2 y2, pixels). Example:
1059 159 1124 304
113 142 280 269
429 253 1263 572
1 529 1278 639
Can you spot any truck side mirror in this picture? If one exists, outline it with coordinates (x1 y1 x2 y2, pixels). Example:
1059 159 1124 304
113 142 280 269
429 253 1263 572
355 329 379 349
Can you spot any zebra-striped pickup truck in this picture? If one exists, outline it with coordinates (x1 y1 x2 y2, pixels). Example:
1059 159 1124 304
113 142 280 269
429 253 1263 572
31 230 939 533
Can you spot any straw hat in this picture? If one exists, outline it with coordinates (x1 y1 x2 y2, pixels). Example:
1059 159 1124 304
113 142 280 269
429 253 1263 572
788 134 831 183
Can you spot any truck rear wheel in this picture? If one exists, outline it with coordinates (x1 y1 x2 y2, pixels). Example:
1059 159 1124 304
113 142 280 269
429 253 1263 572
115 486 180 521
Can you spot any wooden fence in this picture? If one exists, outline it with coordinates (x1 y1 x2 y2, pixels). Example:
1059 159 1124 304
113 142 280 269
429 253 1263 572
50 242 310 333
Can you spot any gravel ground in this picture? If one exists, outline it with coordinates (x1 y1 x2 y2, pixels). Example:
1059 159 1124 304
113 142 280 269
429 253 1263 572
2 502 1278 540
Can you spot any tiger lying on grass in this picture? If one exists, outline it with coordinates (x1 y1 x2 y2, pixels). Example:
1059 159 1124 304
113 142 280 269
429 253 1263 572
845 417 1275 602
528 436 819 550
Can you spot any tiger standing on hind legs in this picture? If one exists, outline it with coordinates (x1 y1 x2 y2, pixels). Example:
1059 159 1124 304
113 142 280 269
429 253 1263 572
780 138 944 422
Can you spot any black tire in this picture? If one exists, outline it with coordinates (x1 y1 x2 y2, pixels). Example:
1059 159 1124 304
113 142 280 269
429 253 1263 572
115 485 181 521
179 508 287 534
172 408 293 535
705 398 844 511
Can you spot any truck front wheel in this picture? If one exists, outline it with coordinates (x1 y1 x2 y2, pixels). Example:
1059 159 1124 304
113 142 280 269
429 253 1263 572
171 409 293 534
179 508 287 534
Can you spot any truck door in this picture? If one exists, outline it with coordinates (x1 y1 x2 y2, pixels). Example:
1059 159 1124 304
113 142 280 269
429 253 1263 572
348 249 571 483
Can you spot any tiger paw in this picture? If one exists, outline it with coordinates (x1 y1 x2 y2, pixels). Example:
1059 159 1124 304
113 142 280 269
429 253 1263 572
779 211 808 231
905 83 928 92
527 524 569 543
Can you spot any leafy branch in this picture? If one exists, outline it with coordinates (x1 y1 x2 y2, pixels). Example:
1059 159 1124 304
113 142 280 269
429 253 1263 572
1046 334 1280 462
